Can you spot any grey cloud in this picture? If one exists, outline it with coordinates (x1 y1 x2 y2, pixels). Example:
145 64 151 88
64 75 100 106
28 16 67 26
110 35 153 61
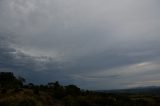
0 34 71 84
0 0 160 89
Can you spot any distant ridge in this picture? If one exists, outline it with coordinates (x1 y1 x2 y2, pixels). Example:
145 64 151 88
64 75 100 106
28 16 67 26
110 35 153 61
96 86 160 94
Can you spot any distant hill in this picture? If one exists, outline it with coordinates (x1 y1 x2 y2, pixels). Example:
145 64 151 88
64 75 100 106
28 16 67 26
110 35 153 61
96 86 160 94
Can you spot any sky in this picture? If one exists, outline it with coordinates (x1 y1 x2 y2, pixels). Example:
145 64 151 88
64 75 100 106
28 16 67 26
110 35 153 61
0 0 160 90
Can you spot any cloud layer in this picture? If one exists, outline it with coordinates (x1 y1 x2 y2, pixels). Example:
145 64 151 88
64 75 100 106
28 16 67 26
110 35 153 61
0 0 160 89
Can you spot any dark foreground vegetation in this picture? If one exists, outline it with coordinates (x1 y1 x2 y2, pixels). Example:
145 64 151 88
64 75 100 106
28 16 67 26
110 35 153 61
0 72 160 106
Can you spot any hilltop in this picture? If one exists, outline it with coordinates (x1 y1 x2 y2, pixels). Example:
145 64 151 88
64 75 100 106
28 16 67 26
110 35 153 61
0 72 160 106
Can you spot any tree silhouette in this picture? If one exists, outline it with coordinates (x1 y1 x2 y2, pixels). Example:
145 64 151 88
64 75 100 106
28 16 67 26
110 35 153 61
18 76 26 87
0 72 20 88
52 81 65 99
65 85 81 96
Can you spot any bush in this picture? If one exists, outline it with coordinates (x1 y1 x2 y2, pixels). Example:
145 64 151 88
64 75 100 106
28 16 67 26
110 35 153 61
19 99 36 106
1 88 7 94
33 87 39 95
0 98 37 106
65 85 81 96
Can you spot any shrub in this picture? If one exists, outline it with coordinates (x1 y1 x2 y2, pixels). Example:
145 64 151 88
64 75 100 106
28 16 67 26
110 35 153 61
1 88 7 94
33 87 39 95
0 98 37 106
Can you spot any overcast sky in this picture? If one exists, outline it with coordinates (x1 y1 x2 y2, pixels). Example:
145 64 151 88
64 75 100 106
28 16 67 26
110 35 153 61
0 0 160 90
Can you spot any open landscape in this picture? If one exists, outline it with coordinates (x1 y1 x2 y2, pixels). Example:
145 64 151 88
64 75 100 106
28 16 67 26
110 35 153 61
0 0 160 106
1 72 160 106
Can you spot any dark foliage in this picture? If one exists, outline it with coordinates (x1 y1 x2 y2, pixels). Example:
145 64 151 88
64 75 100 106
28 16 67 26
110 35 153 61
65 85 81 96
33 86 40 95
0 72 25 89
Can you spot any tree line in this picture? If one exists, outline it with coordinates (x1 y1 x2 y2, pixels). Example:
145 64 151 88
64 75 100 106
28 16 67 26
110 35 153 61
0 72 159 106
0 72 81 98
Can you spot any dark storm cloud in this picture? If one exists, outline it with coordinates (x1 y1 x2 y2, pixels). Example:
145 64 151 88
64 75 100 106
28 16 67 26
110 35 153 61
0 33 70 84
0 0 160 89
